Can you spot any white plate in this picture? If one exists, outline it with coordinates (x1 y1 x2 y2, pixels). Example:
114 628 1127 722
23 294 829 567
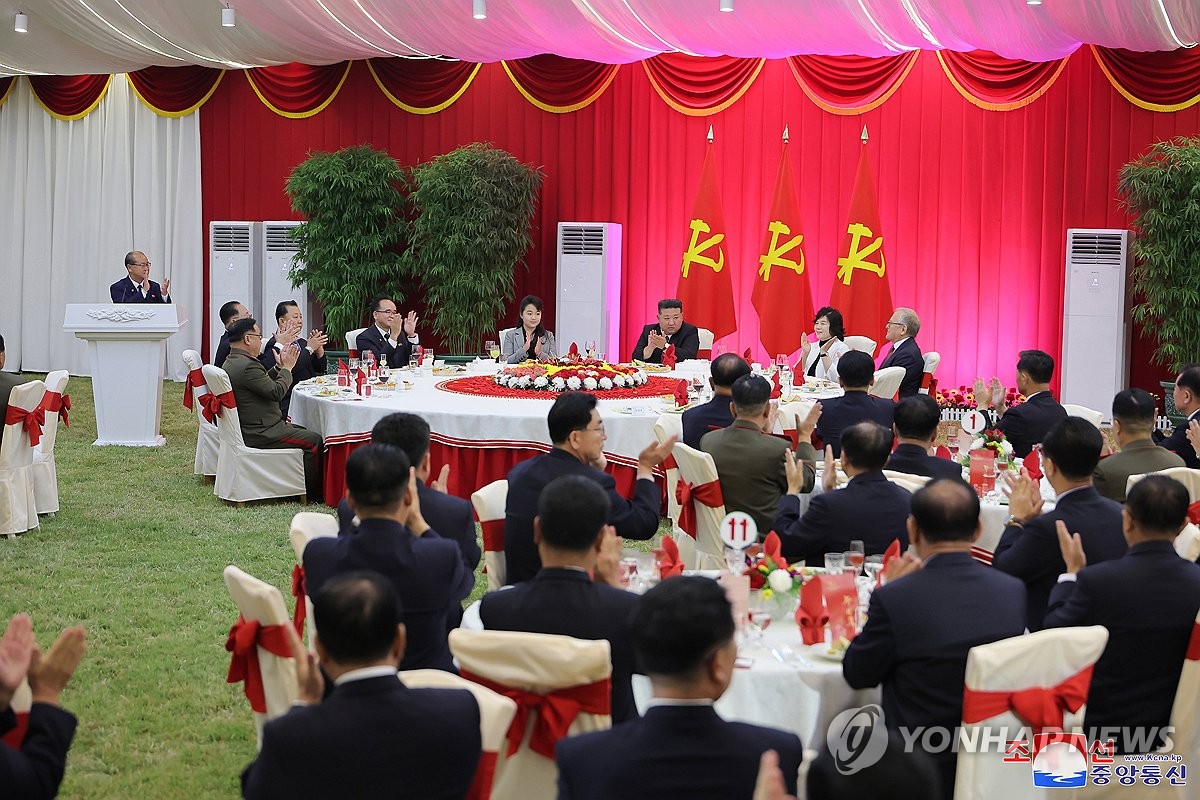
805 643 847 662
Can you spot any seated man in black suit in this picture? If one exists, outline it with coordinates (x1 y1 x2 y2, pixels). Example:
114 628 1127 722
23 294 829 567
242 572 481 799
993 417 1127 631
556 576 803 799
878 307 923 398
844 479 1027 797
1046 475 1200 753
213 300 249 368
259 301 328 417
814 351 894 457
109 250 170 303
0 334 28 451
304 444 473 672
775 422 911 564
1154 363 1200 469
631 298 700 363
0 613 87 800
504 391 672 584
885 395 962 480
1094 388 1184 502
355 296 419 369
976 349 1067 458
682 353 751 449
481 475 640 722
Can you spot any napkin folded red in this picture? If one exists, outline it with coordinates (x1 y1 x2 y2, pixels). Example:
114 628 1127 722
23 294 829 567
674 379 689 408
417 346 426 362
795 577 828 645
934 444 952 460
569 342 579 356
1023 449 1043 480
337 359 350 387
881 538 901 584
1189 501 1200 525
662 344 677 368
762 531 788 571
770 370 782 399
743 347 753 361
658 537 684 580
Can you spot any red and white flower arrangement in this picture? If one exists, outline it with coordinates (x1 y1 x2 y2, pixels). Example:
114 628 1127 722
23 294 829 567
495 357 648 392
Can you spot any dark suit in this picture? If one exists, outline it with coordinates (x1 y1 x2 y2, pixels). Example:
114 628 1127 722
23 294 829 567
109 276 170 303
0 702 77 800
480 567 640 722
304 518 473 672
885 443 964 480
774 471 911 564
992 485 1127 631
0 371 27 451
681 394 734 450
815 391 894 457
504 449 660 585
844 552 1027 796
213 332 232 368
631 321 700 364
1045 540 1200 752
996 391 1067 458
260 336 328 417
1154 409 1200 469
241 674 481 800
1093 438 1185 502
878 337 923 399
355 325 413 369
556 704 803 800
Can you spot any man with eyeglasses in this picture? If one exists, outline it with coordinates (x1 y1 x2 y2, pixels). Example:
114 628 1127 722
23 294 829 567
110 251 171 303
223 318 325 501
878 307 923 399
355 296 419 368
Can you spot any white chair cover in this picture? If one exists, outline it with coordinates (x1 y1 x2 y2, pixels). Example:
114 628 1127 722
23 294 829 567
920 351 941 395
345 327 367 358
697 327 715 358
222 564 299 747
31 370 68 515
1063 404 1104 429
881 469 931 493
1127 467 1200 501
450 629 612 800
671 442 726 570
843 335 877 357
869 366 906 399
288 512 339 648
1165 611 1200 793
954 626 1108 800
0 380 46 537
654 413 684 527
203 365 307 504
1175 523 1200 562
183 350 219 477
472 479 508 591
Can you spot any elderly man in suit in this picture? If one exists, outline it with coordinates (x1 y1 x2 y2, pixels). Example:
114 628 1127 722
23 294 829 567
631 298 700 364
109 250 170 303
993 417 1127 630
1046 475 1200 753
1094 388 1184 502
814 351 894 458
0 335 28 450
681 353 751 449
242 572 481 799
701 374 819 536
878 307 923 398
259 300 328 417
556 576 804 799
1154 363 1200 469
775 421 911 564
481 475 640 722
975 349 1067 458
223 318 324 501
355 295 419 369
213 300 250 368
844 478 1027 797
885 395 963 480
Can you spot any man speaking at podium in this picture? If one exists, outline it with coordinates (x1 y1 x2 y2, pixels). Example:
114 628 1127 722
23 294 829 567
110 251 171 303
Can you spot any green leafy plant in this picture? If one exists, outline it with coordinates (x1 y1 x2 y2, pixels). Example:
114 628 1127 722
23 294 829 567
1118 136 1200 373
404 143 544 354
285 145 409 346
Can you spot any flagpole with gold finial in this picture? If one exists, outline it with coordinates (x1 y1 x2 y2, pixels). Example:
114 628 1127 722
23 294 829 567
707 124 714 143
783 125 789 144
861 124 868 144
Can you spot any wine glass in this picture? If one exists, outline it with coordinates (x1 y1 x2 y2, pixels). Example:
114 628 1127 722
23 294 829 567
864 555 884 584
485 340 499 362
847 541 865 576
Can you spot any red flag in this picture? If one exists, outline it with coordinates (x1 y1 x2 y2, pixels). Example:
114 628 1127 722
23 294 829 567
828 143 893 341
753 141 813 358
676 143 737 340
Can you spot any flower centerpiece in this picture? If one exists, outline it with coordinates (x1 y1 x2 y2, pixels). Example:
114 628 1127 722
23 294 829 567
494 355 648 393
967 428 1015 467
744 543 809 621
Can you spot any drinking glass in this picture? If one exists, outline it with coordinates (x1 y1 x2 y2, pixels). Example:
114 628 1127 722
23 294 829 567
618 557 639 589
775 354 787 369
847 540 865 575
348 357 359 373
824 552 845 574
485 340 499 361
863 555 884 584
408 353 418 370
982 461 998 498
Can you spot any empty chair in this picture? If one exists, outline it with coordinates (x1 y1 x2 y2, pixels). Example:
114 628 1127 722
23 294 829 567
31 370 69 515
345 327 367 359
869 366 906 400
472 479 508 590
288 512 339 647
919 351 941 395
670 442 726 569
0 380 47 537
182 350 219 478
843 335 877 357
1176 523 1200 562
1127 467 1200 501
653 414 684 527
696 327 715 359
1063 403 1103 429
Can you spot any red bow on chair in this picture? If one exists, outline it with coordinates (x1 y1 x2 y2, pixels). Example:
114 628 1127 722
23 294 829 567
480 520 505 553
200 391 237 423
40 391 71 428
675 478 724 539
1187 502 1200 526
1187 621 1200 662
290 565 307 638
5 405 45 447
961 665 1093 734
225 615 293 713
460 670 611 759
183 368 206 410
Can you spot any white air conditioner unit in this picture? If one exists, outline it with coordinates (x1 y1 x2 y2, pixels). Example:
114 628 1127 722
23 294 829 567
556 223 622 359
208 221 258 358
1060 228 1132 421
260 221 307 331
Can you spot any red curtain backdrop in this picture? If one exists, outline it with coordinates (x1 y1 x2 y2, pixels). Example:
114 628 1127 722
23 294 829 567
501 55 619 113
366 58 480 114
244 62 352 118
27 74 110 119
199 52 1200 394
786 53 918 114
937 51 1068 110
128 66 224 115
1092 46 1200 111
642 54 765 114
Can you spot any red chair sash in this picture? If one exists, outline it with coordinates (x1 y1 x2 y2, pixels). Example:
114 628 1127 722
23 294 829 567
697 348 712 359
675 478 724 538
961 664 1093 734
662 453 678 471
459 669 611 759
466 750 498 800
5 405 45 447
290 564 307 638
1186 621 1200 661
40 391 70 428
183 368 206 410
225 615 293 713
1187 501 1200 526
480 519 505 552
200 390 236 423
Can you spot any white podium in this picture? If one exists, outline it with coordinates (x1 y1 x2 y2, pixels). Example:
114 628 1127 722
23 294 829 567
63 304 187 447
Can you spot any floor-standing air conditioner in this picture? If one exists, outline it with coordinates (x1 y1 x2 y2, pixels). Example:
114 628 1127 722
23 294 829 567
208 221 258 358
1060 228 1131 421
260 221 306 330
556 223 622 359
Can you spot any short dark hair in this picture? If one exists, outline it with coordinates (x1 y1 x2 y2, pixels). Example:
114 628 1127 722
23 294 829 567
731 374 771 416
911 479 979 543
841 422 893 471
1126 475 1189 538
547 392 598 444
893 395 941 441
371 413 430 467
1176 364 1200 397
1017 349 1055 384
219 300 244 326
632 576 734 678
346 444 411 510
313 571 403 664
1041 417 1103 480
814 306 845 340
710 353 751 389
657 299 683 313
369 296 395 313
1111 388 1156 432
537 475 610 552
0 334 5 353
275 300 299 322
807 730 942 800
838 350 875 389
226 317 257 343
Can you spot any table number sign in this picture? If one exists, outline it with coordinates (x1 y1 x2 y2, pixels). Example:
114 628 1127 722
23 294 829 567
721 511 758 550
962 409 988 435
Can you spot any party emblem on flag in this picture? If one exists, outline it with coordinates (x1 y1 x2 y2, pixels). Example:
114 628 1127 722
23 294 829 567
836 223 885 285
681 219 725 277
